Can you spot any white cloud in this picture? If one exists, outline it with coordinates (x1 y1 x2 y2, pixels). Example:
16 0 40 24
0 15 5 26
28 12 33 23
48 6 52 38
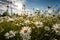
14 0 26 10
7 0 16 2
14 2 23 10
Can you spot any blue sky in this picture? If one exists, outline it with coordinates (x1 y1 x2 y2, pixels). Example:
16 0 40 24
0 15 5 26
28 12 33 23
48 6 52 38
0 0 60 14
26 0 60 9
0 0 60 10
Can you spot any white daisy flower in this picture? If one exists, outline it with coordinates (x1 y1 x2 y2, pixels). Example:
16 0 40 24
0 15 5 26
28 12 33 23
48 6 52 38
4 30 16 39
20 27 31 40
34 21 43 28
44 26 50 31
53 24 60 33
53 24 60 35
7 18 14 22
52 38 57 40
45 34 49 36
25 20 30 24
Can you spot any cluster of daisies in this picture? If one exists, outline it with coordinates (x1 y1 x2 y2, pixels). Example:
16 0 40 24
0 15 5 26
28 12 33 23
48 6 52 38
4 20 60 40
4 27 31 40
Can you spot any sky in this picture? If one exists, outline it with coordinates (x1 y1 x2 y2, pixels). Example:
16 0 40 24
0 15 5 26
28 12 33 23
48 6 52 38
25 0 60 9
0 0 60 10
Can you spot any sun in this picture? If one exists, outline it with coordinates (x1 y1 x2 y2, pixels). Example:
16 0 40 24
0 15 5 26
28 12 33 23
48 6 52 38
14 2 23 10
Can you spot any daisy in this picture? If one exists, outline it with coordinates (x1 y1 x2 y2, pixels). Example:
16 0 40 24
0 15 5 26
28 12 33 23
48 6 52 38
44 33 49 36
53 24 60 32
24 20 30 24
53 24 60 35
4 30 16 39
44 26 50 31
7 18 14 22
34 21 43 28
52 38 57 40
20 27 31 40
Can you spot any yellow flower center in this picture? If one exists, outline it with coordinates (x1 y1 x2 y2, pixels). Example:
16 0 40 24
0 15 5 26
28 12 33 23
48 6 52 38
56 28 60 31
24 29 28 33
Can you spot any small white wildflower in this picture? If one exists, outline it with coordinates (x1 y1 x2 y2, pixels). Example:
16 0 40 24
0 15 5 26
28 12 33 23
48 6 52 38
53 24 60 35
4 30 16 39
20 27 31 40
7 18 14 22
25 20 30 24
20 23 24 25
44 26 50 31
53 24 60 33
45 34 49 36
52 38 57 40
34 21 43 28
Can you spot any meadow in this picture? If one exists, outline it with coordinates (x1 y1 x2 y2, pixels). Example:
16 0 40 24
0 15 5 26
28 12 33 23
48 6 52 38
0 12 60 40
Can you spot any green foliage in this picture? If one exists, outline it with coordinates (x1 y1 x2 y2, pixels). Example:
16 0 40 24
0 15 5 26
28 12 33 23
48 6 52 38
0 15 60 40
0 26 4 33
